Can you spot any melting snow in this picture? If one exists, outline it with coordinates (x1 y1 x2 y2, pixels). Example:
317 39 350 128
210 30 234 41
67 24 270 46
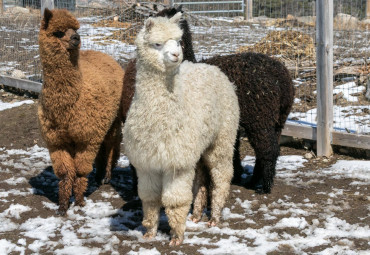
0 99 34 111
0 142 369 254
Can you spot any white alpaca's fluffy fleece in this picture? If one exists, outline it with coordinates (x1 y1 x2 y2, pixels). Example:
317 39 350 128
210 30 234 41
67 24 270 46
123 13 240 245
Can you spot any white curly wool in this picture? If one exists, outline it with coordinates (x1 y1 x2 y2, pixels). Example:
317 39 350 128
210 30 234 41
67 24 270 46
123 13 239 245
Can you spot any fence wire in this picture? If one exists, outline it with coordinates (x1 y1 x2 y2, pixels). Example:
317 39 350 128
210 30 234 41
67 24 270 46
0 0 369 139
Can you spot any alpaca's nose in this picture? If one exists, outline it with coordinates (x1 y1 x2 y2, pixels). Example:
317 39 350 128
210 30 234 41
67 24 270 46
171 52 179 58
71 33 80 41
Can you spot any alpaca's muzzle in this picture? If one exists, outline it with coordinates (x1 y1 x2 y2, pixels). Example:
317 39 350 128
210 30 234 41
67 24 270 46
69 33 81 49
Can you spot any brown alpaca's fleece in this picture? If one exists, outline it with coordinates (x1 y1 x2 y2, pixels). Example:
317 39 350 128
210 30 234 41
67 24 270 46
38 9 124 215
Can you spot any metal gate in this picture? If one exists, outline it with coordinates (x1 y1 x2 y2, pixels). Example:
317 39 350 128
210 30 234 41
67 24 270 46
171 0 244 15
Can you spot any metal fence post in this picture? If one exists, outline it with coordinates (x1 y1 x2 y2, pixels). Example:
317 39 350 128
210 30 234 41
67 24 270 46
316 0 333 157
41 0 54 16
312 1 316 17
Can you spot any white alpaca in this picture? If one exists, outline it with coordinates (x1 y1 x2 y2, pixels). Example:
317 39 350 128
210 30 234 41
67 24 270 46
122 13 240 246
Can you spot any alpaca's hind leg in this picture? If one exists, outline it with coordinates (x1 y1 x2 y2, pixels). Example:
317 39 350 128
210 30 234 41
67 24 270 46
249 128 280 194
162 169 195 246
191 158 210 223
94 143 107 185
232 131 243 184
137 171 162 239
50 148 75 216
130 164 138 196
203 145 234 226
207 163 233 226
142 200 161 239
95 120 122 184
74 145 99 207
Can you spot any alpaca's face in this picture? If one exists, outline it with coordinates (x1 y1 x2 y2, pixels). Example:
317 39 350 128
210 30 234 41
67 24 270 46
136 13 184 72
39 9 81 53
43 28 81 51
152 38 183 68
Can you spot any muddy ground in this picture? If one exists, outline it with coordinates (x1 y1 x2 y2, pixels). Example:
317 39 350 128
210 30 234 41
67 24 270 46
0 88 369 254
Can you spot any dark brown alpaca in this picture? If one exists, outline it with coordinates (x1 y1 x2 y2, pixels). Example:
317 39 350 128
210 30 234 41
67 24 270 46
38 9 124 215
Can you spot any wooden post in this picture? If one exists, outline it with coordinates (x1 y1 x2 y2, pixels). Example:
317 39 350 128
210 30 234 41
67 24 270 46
316 0 333 157
0 0 3 15
244 0 253 20
366 0 370 19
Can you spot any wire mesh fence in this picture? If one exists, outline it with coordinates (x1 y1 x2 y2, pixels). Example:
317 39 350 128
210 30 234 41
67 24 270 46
0 0 369 142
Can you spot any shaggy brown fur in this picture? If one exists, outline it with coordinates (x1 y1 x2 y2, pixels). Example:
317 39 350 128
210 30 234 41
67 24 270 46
38 9 124 215
121 7 294 199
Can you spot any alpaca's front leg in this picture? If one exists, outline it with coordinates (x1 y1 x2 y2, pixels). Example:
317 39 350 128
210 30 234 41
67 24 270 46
74 145 99 206
162 168 195 246
73 176 88 207
137 171 162 239
142 200 161 239
49 148 76 216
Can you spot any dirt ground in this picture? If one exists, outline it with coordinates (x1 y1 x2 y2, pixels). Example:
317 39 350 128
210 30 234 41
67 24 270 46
0 87 369 254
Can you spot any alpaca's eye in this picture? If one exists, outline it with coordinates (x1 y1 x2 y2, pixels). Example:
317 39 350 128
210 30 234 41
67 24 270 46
153 43 162 49
53 31 65 38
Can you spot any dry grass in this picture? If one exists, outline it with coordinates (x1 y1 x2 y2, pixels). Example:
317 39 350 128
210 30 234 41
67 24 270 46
92 20 132 29
237 30 315 61
92 19 140 44
265 17 315 28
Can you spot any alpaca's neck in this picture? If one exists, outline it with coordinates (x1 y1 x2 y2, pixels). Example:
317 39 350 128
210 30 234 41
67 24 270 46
136 59 178 94
40 48 82 114
41 47 82 91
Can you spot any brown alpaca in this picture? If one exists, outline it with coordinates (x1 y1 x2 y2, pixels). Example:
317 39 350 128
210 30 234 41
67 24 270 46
38 9 124 215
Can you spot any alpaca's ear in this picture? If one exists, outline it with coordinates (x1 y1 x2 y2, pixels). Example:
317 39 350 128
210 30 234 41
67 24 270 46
176 5 183 13
145 17 154 32
169 12 182 24
42 8 53 30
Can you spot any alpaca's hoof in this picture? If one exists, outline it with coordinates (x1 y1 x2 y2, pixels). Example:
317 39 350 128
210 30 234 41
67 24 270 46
255 185 264 194
190 215 201 223
56 208 67 216
102 177 111 184
247 178 271 194
207 218 219 227
169 237 183 246
95 177 109 186
256 187 271 194
255 181 272 194
75 200 86 207
143 232 156 240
